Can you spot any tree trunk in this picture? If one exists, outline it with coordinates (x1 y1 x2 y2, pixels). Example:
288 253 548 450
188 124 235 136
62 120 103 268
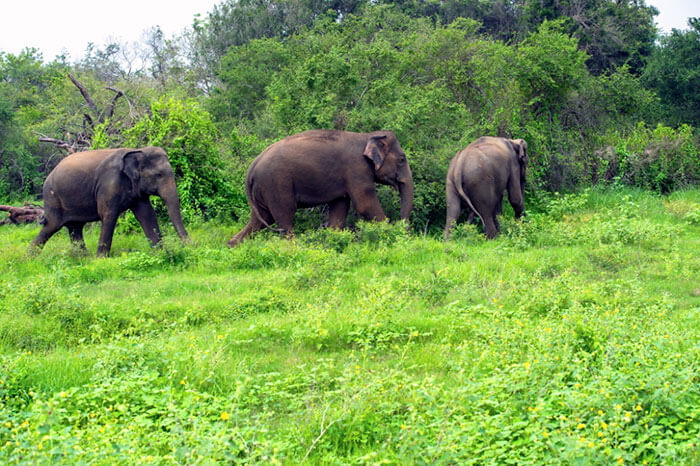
0 204 44 225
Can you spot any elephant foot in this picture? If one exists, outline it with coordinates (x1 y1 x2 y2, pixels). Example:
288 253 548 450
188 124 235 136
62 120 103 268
227 234 247 248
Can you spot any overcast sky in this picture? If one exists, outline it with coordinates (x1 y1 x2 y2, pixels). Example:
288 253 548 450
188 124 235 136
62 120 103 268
0 0 220 61
0 0 698 62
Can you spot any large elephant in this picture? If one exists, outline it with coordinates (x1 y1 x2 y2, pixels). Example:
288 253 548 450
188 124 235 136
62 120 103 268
444 136 528 239
227 130 414 246
31 146 189 256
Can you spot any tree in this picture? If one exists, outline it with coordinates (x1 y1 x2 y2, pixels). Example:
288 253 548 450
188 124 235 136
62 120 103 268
521 0 658 75
142 26 187 90
187 0 363 88
0 49 65 198
516 20 589 114
643 18 700 127
208 37 291 129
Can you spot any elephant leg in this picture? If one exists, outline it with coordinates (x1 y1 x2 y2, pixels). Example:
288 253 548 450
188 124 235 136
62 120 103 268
466 210 476 224
66 222 87 249
507 183 525 219
131 199 161 246
444 185 462 239
267 202 295 238
96 213 119 257
327 197 350 229
227 207 272 247
482 211 499 239
349 185 386 222
30 218 62 250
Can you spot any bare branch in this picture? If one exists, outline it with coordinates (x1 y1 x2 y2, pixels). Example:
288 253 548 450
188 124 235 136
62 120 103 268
68 73 100 116
83 113 94 131
104 87 125 120
38 137 76 153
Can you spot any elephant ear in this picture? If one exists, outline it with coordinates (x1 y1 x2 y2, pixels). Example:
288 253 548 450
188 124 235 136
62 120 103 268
512 139 528 165
120 150 144 194
363 135 387 171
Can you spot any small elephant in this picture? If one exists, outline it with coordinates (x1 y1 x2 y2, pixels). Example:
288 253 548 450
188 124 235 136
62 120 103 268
31 146 190 256
444 136 528 239
228 130 414 246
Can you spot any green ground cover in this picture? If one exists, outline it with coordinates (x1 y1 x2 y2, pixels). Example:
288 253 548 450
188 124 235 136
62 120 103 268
1 187 699 464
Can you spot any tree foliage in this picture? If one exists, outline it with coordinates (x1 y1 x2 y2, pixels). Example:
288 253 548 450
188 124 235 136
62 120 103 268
0 50 65 198
643 18 700 127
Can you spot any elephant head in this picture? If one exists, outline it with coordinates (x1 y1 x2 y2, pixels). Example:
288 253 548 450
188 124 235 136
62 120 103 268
120 147 189 241
363 132 414 220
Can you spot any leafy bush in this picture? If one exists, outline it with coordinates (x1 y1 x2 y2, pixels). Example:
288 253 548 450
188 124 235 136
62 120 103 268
604 123 700 192
354 219 410 245
112 97 242 221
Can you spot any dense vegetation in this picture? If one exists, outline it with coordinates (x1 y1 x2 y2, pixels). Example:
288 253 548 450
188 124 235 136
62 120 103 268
1 0 699 227
1 188 700 462
1 0 700 462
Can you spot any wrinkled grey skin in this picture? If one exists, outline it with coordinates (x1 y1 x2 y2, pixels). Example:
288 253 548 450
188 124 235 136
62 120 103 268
444 136 528 239
228 129 414 246
31 146 189 256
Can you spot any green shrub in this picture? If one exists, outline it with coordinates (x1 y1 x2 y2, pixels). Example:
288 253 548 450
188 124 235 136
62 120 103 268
354 219 410 245
606 123 700 192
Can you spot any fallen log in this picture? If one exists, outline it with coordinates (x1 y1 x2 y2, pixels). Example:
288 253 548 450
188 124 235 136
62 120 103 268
0 204 44 225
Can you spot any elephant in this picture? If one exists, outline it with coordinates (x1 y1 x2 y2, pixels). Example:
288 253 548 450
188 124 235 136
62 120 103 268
227 129 414 246
444 136 528 239
31 146 190 256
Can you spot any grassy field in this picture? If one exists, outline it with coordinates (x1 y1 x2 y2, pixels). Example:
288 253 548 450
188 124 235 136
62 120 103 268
1 187 700 464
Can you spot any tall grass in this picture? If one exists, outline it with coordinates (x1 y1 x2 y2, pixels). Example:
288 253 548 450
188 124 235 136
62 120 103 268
0 187 699 463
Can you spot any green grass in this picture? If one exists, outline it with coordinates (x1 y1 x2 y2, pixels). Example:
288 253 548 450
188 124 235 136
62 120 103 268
1 187 700 464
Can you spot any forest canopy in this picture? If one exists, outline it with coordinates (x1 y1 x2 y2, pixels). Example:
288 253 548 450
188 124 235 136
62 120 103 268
1 0 698 230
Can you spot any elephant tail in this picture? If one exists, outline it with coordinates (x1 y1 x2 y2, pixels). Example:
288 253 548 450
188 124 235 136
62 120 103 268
453 158 486 227
246 175 284 234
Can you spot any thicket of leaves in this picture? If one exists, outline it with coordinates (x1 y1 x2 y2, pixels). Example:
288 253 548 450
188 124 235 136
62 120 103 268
0 50 66 199
643 19 700 128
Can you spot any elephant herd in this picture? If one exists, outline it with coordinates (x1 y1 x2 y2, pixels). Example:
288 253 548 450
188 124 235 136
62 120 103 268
30 130 529 256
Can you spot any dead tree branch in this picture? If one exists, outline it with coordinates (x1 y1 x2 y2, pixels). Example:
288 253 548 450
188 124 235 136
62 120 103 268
37 75 129 153
37 136 77 154
68 73 100 116
0 204 44 226
104 87 125 120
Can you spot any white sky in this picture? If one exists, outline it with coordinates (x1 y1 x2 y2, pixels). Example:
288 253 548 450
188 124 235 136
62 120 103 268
0 0 221 61
0 0 698 62
648 0 700 33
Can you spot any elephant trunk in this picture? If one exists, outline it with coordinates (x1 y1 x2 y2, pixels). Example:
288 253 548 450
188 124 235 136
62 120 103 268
159 182 190 241
398 176 414 221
